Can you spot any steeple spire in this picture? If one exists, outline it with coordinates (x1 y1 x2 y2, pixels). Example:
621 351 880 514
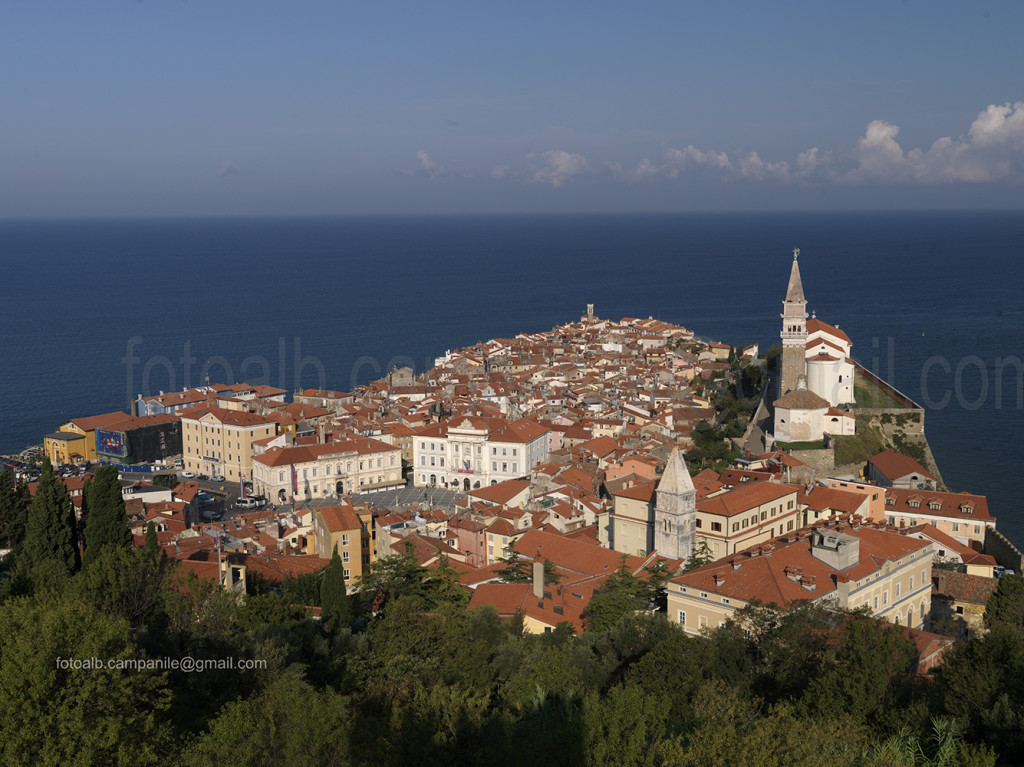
785 250 805 303
657 446 695 496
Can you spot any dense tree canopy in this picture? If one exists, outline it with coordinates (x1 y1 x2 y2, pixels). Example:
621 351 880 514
0 500 1015 765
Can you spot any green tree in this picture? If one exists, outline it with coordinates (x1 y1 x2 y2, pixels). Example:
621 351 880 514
281 569 323 607
0 467 30 551
22 459 80 574
358 540 433 611
82 465 132 568
984 573 1024 629
320 544 350 632
582 556 646 632
685 538 715 571
431 553 469 607
143 520 159 563
184 671 351 767
0 595 169 766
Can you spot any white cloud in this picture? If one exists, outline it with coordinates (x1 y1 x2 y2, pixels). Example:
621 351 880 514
530 150 590 187
404 102 1024 190
845 102 1024 184
402 150 447 178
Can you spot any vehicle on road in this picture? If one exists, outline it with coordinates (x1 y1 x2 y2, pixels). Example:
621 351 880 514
235 497 259 509
211 474 225 482
180 470 195 478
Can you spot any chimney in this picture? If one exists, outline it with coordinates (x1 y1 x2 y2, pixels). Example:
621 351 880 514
532 560 545 600
713 573 725 588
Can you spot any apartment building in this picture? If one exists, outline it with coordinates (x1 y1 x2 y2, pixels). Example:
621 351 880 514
667 521 934 635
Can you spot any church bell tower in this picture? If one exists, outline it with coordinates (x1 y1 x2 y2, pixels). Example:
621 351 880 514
654 446 697 560
779 248 808 397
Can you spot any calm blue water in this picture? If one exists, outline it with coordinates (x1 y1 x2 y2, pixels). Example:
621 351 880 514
1 212 1022 542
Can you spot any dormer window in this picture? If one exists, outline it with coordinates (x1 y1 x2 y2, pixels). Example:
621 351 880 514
961 503 974 514
885 497 895 506
908 500 920 509
928 501 941 511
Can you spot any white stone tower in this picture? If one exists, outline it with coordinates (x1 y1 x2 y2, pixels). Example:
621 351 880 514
654 446 697 560
779 248 808 398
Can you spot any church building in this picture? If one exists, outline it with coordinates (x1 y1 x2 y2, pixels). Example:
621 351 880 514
773 250 856 442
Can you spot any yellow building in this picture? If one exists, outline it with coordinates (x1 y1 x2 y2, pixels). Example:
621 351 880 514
43 432 87 465
667 521 934 635
45 411 131 463
310 504 376 586
178 405 278 481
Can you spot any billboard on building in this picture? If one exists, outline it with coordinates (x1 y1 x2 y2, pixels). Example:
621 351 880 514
96 429 127 458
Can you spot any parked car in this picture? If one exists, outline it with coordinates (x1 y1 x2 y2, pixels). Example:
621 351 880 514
180 470 195 479
235 497 258 510
210 474 225 483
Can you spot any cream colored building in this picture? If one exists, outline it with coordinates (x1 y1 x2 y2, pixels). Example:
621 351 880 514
178 406 279 482
695 482 802 560
252 436 403 504
667 521 934 635
610 480 656 557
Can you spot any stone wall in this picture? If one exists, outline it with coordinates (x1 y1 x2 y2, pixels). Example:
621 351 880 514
985 527 1024 572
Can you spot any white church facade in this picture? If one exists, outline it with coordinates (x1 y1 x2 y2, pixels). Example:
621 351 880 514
773 250 856 443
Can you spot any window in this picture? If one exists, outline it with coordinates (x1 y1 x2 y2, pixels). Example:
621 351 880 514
910 576 914 589
677 611 686 626
711 522 722 532
874 595 879 610
883 591 888 606
343 568 350 580
896 583 901 597
700 591 708 599
699 616 708 628
342 550 350 563
342 534 349 545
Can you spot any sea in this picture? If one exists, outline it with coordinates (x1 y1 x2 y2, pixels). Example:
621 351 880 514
1 211 1022 545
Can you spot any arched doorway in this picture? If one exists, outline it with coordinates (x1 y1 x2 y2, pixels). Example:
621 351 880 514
278 489 287 503
429 474 437 486
336 480 344 495
463 478 470 491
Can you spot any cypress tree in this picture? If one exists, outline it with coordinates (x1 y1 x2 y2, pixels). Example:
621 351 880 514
0 468 29 551
22 459 80 573
320 544 349 632
82 466 132 568
144 521 159 563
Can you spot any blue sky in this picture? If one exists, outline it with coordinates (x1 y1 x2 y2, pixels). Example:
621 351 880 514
2 1 1022 216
